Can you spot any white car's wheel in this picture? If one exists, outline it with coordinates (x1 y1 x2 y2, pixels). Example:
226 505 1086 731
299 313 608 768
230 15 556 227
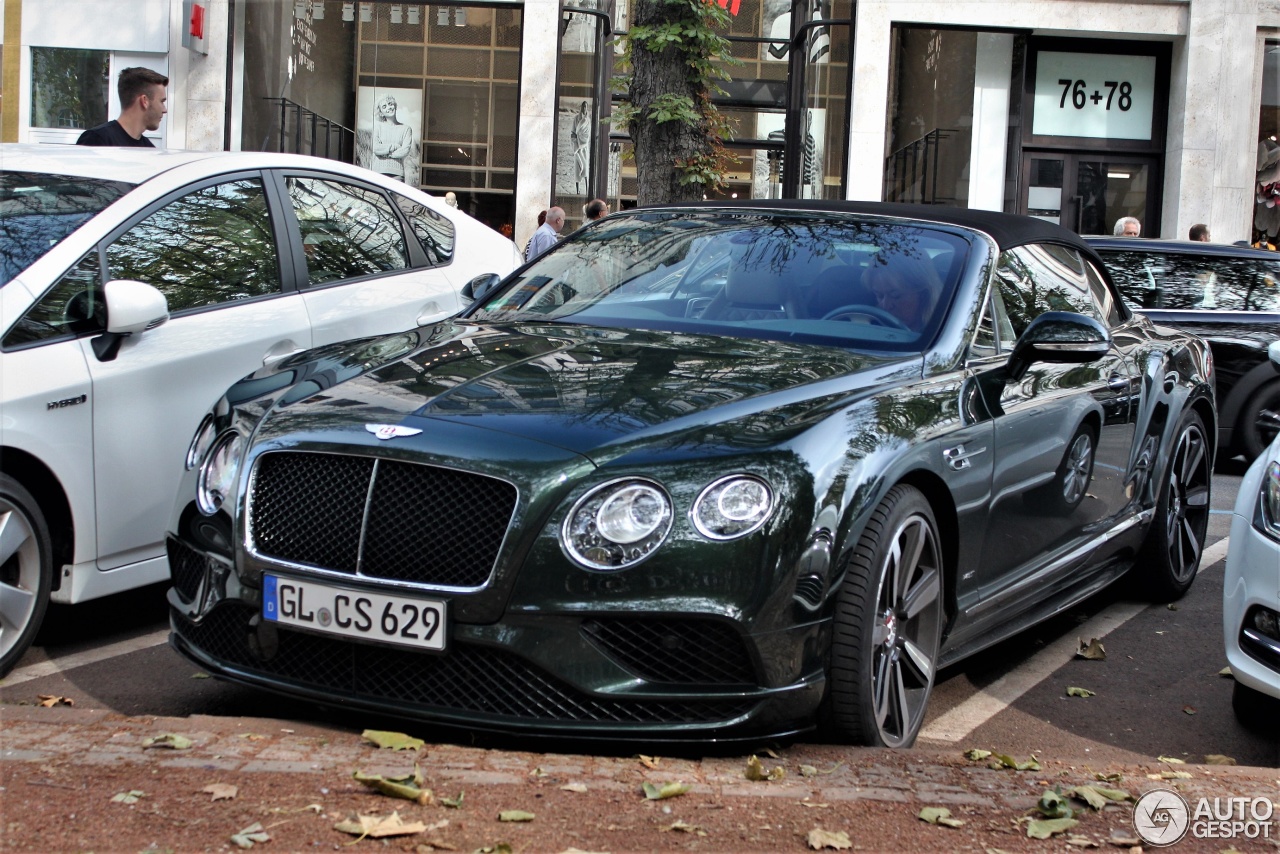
0 475 52 677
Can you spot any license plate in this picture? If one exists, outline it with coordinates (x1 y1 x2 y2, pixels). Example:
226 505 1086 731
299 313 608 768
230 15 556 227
263 574 446 651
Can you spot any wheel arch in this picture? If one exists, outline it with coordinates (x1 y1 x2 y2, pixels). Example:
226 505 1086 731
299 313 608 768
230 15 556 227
0 447 72 591
1189 393 1218 462
1218 361 1277 451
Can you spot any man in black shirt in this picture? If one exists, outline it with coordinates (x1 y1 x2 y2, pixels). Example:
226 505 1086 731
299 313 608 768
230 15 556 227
77 67 169 147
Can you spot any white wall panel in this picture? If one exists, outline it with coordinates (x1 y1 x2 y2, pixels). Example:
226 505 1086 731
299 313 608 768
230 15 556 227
23 0 168 52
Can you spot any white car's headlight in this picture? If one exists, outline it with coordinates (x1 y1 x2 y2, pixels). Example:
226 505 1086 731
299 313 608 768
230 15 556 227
1261 460 1280 539
692 475 773 540
562 479 672 570
197 431 245 516
185 413 218 471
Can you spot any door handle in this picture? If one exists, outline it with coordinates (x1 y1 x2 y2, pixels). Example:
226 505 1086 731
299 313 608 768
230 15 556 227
263 347 305 367
416 300 443 326
1107 376 1131 391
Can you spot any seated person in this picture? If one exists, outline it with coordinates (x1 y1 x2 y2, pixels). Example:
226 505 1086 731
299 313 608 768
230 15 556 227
863 257 943 332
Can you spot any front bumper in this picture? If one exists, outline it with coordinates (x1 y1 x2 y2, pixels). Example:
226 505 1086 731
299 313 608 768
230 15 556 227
1222 453 1280 702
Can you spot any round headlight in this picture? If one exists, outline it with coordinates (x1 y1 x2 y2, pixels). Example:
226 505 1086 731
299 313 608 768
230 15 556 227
561 479 672 570
197 431 244 516
693 475 773 540
1263 461 1280 536
185 413 218 471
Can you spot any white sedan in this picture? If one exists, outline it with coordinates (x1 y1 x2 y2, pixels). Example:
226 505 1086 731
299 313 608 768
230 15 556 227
0 145 521 674
1224 339 1280 726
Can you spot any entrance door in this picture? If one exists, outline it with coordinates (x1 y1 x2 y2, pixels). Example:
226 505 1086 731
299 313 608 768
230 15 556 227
1022 153 1158 236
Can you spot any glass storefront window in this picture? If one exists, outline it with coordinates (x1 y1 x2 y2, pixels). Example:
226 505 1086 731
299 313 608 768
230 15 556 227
1255 41 1279 250
883 27 1019 211
30 47 108 130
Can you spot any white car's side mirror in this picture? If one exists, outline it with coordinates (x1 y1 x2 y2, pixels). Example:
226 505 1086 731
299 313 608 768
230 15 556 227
92 279 169 361
105 279 169 334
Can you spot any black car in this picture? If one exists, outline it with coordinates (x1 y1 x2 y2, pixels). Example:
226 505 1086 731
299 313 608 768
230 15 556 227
1086 236 1280 460
167 201 1216 747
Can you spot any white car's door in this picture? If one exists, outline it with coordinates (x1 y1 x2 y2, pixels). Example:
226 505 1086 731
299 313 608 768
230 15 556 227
281 174 464 345
87 175 311 570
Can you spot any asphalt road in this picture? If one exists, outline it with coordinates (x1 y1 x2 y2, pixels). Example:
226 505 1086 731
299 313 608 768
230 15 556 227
3 463 1276 768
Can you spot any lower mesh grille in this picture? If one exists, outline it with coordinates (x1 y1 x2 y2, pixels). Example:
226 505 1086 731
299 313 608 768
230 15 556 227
175 604 754 725
580 618 756 685
168 537 211 602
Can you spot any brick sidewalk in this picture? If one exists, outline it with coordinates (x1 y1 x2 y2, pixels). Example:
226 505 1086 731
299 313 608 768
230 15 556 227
2 704 1277 852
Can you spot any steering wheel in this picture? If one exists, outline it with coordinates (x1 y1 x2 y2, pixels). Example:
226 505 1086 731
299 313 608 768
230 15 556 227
820 303 909 330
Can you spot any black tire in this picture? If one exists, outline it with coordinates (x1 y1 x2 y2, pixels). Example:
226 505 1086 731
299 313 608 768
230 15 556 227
825 485 943 747
1137 410 1211 602
0 474 53 677
1232 679 1280 732
1238 379 1280 462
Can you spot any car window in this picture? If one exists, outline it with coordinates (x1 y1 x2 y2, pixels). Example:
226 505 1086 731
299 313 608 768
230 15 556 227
1084 260 1123 326
996 244 1102 338
105 177 280 314
394 195 454 267
287 176 408 285
2 251 103 348
1101 249 1280 312
0 171 133 287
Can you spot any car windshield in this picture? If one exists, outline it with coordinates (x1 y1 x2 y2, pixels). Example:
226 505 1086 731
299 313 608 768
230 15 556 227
0 170 134 286
468 210 972 351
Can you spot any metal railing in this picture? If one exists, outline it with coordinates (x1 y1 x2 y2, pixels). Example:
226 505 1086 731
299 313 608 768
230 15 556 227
884 128 958 205
264 97 355 162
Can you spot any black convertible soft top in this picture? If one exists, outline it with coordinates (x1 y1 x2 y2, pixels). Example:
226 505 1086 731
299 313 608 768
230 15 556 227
659 199 1109 273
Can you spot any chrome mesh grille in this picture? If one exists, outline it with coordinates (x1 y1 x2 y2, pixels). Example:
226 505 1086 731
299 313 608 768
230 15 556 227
249 451 516 587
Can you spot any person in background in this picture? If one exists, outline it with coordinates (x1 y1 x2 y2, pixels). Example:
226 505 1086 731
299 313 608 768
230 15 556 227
1189 223 1211 242
523 209 547 261
525 207 565 261
76 67 168 147
585 199 609 222
1113 216 1142 237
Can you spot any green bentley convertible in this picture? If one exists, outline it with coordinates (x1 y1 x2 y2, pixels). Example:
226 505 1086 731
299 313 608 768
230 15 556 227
167 201 1215 746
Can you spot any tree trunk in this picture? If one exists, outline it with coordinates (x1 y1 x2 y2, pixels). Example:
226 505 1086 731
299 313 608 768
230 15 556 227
627 0 720 206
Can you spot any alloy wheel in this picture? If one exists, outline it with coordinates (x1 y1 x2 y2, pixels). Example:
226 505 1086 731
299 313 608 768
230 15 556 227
1062 432 1094 507
1162 421 1211 584
0 498 42 662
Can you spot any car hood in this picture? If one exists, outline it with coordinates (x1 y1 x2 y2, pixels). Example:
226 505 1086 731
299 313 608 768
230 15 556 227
258 322 919 464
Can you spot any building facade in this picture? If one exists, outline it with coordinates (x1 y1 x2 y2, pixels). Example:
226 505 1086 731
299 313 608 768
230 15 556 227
2 0 1278 250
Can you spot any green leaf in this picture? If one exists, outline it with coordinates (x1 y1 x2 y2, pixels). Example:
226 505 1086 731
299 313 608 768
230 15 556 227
1036 788 1074 819
1066 686 1095 698
361 729 424 751
142 733 193 750
963 748 992 761
806 828 852 849
229 822 270 849
1026 817 1080 839
1219 666 1233 677
110 790 145 804
1090 786 1132 802
918 807 965 827
991 752 1040 771
1066 785 1108 810
1075 637 1106 660
744 754 785 781
441 791 464 808
498 810 535 822
353 765 432 804
641 781 691 800
1157 755 1186 764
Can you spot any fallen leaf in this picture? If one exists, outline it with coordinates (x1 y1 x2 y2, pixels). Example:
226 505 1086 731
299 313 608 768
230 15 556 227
529 766 547 778
799 764 819 777
37 695 73 707
201 783 238 801
333 811 427 839
799 802 831 809
1025 817 1079 839
1036 789 1074 819
744 754 785 781
143 733 193 750
230 822 270 849
641 781 691 800
1066 785 1109 810
1157 755 1186 765
1147 770 1193 780
1108 829 1141 846
1094 772 1123 783
560 783 588 793
362 729 424 751
1166 604 1179 611
1182 705 1197 715
1076 638 1106 660
1205 754 1237 765
440 791 464 809
498 810 535 822
1065 834 1099 847
237 733 267 741
638 755 660 769
807 828 852 850
1066 687 1095 698
990 753 1040 771
191 672 210 679
1219 666 1233 677
661 820 706 836
918 806 965 828
110 790 145 804
353 765 433 804
964 748 992 761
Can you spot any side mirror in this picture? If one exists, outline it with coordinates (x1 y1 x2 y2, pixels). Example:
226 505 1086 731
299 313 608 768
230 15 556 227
1007 311 1110 382
461 272 502 304
1269 339 1280 373
92 279 169 361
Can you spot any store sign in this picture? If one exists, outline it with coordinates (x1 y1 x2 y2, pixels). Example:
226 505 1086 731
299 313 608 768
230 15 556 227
1032 51 1157 140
